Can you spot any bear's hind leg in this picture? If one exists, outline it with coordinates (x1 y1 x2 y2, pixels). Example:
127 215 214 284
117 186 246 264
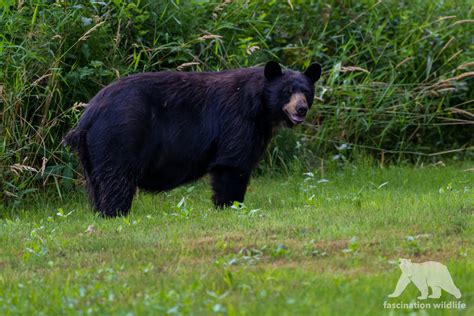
91 166 138 217
210 166 251 208
442 285 461 299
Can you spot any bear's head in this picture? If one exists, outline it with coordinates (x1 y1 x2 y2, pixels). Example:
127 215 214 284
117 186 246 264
263 61 321 126
398 258 414 276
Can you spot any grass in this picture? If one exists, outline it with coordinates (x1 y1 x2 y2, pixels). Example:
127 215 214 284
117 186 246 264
1 2 472 313
0 163 473 315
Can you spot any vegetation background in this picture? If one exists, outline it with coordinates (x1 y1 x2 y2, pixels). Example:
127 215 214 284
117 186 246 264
0 1 473 315
1 0 473 206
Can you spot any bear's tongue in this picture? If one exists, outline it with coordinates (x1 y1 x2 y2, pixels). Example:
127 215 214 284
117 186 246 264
288 113 305 124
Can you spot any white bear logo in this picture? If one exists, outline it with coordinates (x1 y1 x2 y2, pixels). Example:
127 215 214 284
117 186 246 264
388 258 461 300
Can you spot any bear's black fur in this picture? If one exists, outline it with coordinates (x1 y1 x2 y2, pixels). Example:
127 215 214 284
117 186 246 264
64 61 321 217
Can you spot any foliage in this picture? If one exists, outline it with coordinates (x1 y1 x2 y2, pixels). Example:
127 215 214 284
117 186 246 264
0 164 473 314
1 0 473 204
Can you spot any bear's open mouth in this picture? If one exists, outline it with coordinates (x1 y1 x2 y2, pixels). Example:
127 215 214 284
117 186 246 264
284 110 305 124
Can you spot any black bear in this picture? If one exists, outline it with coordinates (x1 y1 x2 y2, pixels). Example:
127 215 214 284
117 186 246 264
64 61 321 217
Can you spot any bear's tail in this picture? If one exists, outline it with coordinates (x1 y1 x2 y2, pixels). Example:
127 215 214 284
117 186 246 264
63 128 92 179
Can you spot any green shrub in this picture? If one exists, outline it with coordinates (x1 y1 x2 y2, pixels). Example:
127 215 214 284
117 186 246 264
1 0 473 205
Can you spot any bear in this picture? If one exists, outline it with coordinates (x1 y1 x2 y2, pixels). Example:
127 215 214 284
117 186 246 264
63 61 322 217
388 258 462 300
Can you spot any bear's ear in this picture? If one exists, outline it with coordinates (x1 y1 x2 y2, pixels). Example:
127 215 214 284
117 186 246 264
304 62 322 83
264 61 283 81
399 258 412 265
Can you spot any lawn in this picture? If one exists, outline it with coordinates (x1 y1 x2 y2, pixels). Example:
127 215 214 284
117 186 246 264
0 163 473 315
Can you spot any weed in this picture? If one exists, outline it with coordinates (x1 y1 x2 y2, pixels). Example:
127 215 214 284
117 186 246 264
1 1 473 206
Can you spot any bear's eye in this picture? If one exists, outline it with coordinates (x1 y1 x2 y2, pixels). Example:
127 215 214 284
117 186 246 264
283 87 292 97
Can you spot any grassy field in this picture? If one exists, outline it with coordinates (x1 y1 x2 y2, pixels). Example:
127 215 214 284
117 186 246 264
1 2 472 315
0 163 473 315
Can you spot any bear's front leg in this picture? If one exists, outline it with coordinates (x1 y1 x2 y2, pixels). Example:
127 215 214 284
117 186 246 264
411 277 429 300
429 286 442 299
210 166 251 208
388 275 410 298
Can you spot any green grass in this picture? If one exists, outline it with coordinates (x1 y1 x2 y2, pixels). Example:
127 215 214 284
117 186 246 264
1 163 473 315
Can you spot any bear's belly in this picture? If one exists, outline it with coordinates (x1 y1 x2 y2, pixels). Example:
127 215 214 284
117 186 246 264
137 164 208 192
137 145 215 192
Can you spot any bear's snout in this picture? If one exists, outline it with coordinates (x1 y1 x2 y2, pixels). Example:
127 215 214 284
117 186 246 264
296 103 308 116
283 92 308 124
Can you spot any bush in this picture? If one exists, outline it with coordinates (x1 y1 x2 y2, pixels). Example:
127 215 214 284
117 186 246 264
1 0 473 205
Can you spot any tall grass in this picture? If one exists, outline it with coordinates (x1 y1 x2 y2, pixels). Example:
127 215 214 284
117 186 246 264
1 0 473 205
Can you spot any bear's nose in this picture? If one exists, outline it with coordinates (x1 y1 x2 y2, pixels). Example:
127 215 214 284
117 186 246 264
296 105 308 116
